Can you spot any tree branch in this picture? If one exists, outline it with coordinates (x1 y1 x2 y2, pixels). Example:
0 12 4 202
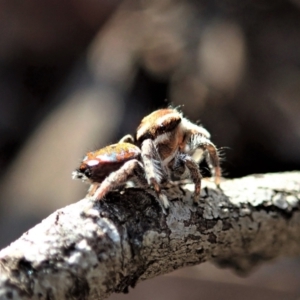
1 172 300 300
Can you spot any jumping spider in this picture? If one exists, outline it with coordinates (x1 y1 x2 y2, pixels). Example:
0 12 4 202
72 142 170 213
73 108 221 214
120 108 221 204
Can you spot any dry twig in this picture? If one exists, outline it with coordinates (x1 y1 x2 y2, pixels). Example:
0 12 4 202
1 172 300 300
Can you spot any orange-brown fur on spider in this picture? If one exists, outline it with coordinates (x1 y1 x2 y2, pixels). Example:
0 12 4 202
72 142 169 213
120 108 221 205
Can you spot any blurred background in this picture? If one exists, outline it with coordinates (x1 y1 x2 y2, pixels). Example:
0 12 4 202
0 0 300 299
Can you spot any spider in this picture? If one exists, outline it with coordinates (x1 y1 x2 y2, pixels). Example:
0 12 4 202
120 108 221 205
72 142 170 213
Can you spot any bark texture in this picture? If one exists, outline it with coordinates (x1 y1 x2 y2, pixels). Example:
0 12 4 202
1 172 300 300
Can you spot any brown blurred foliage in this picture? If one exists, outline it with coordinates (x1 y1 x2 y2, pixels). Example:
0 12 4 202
0 0 300 299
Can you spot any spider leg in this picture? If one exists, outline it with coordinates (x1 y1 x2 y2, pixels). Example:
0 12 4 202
172 153 202 204
87 183 100 197
168 152 189 180
118 134 135 143
93 159 147 200
93 158 169 214
140 139 169 184
189 134 221 187
140 139 170 212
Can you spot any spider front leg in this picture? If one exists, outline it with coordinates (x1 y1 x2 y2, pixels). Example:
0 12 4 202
92 159 147 200
171 153 202 204
87 183 100 197
189 134 221 187
140 139 170 211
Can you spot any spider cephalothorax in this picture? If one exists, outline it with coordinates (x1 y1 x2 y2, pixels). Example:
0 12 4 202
121 108 221 204
72 142 169 213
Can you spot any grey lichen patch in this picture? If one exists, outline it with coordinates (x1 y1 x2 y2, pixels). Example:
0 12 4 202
272 193 289 210
251 188 274 206
96 218 121 244
239 207 251 217
167 201 213 242
203 204 216 219
167 202 193 239
286 195 298 208
169 200 192 220
218 207 230 218
141 230 167 250
67 239 98 270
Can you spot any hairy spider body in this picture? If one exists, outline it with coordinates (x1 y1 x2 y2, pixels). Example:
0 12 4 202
73 108 221 213
125 108 221 205
72 142 169 213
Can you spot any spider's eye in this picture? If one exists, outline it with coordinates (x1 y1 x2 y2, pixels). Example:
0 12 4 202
78 164 92 178
156 117 181 136
83 168 92 178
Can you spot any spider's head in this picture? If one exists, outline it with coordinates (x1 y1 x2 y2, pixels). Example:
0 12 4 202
72 160 93 183
136 108 182 143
